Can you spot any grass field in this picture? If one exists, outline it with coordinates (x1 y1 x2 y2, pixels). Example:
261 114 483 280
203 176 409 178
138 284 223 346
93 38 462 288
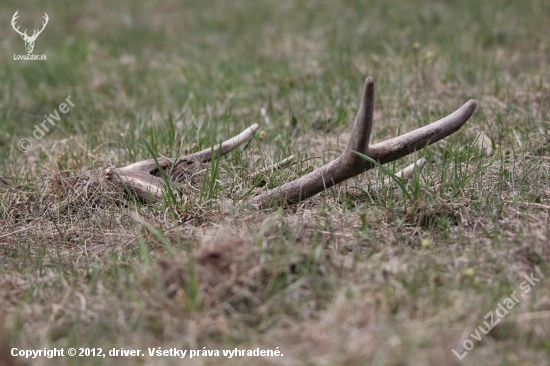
1 0 550 365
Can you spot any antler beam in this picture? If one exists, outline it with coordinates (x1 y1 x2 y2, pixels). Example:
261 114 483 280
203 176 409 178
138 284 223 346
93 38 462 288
249 77 477 208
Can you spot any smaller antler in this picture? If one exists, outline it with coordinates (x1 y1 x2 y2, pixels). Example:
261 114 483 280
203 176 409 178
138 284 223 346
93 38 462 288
105 124 259 202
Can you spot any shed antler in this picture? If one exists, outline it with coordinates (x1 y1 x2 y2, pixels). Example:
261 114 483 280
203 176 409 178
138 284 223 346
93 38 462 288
105 76 476 208
105 124 259 202
249 77 477 208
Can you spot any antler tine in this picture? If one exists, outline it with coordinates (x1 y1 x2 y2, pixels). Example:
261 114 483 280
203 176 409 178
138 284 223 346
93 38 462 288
366 100 477 164
179 123 259 163
348 77 375 155
249 77 476 208
248 78 377 208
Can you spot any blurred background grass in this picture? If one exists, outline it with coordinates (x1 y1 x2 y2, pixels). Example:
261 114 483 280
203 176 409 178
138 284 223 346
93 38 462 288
1 0 549 162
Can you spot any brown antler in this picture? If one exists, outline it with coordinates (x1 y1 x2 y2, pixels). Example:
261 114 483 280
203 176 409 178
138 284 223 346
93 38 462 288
106 76 476 208
249 77 477 208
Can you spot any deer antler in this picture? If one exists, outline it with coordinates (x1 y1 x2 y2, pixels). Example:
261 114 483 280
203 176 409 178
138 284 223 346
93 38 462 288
105 124 259 202
106 76 476 208
249 77 477 208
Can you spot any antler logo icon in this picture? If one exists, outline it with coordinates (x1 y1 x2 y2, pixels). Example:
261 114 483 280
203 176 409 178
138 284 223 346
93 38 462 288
11 11 49 54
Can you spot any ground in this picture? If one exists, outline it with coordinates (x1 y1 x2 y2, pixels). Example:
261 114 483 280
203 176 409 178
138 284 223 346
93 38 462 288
1 0 549 365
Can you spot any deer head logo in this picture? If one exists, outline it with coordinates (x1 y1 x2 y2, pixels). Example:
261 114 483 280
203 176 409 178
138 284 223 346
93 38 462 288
11 11 49 54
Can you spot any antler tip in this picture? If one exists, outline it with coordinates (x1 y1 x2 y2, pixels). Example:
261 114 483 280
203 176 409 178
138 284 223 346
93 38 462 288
362 77 375 97
463 99 478 117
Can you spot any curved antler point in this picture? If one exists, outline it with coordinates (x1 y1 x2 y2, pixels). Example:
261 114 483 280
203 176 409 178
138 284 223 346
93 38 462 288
460 99 478 119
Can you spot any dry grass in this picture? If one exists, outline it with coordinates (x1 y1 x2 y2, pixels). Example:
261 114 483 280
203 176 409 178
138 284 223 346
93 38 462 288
1 0 550 365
